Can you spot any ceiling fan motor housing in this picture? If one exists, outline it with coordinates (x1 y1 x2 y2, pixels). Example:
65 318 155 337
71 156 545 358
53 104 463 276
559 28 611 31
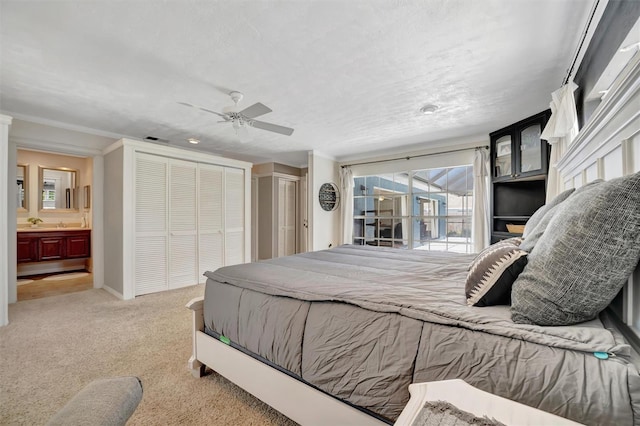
229 91 244 105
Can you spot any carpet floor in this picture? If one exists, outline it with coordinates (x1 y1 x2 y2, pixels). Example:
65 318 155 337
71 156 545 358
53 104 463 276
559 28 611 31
0 285 298 425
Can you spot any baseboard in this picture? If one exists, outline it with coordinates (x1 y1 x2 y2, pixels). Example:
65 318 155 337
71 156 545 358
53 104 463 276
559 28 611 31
101 285 124 300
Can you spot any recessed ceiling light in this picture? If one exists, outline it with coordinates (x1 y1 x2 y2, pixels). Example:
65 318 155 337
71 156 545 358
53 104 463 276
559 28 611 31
188 138 200 145
420 104 438 115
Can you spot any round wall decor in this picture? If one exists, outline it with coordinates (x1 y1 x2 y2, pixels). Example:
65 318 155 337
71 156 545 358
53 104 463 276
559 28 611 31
319 182 340 211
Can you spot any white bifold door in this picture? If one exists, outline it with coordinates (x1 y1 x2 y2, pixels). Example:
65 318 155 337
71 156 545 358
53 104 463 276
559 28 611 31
135 153 169 295
169 159 198 289
197 165 246 283
224 167 246 266
198 164 224 284
135 153 246 294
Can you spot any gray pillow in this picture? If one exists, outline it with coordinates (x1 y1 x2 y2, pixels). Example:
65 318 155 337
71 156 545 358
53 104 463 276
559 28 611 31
522 188 575 239
519 204 559 252
520 182 602 252
512 172 640 326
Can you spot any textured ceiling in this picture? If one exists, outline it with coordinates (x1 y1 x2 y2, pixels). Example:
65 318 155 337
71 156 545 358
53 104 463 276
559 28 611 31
0 0 592 166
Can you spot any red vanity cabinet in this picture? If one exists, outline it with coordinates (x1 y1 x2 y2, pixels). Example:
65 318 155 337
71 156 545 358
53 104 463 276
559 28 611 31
17 237 38 263
66 233 91 258
17 229 91 263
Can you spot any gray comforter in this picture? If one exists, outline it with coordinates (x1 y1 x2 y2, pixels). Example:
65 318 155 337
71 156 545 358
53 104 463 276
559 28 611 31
203 245 640 425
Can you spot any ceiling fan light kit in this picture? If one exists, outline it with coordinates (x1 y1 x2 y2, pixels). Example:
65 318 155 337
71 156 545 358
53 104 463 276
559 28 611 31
179 91 294 136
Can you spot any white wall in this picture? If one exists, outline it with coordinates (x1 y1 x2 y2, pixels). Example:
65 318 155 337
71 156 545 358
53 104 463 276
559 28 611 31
7 131 18 306
9 119 117 153
1 115 13 326
103 147 124 297
308 151 340 251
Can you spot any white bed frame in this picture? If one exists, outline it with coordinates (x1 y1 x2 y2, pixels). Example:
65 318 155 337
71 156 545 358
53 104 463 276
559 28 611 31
186 53 640 426
186 297 386 426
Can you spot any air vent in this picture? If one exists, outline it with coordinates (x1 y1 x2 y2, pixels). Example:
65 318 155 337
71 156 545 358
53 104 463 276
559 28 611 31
144 136 169 143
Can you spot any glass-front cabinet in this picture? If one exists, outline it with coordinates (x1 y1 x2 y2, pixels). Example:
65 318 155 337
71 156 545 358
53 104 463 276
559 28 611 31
491 110 551 181
490 110 551 243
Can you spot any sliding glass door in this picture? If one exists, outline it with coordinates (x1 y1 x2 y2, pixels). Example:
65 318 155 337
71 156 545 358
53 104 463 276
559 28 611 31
352 165 473 253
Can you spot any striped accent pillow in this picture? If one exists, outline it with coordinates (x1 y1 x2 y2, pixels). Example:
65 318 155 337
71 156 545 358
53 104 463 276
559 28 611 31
467 237 522 271
466 243 528 307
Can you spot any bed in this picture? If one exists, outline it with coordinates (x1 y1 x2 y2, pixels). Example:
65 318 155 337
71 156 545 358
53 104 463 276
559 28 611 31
187 55 640 425
189 244 640 425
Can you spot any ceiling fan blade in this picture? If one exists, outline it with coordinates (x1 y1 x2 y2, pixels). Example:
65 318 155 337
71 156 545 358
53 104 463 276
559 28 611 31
239 102 272 119
177 101 197 108
198 107 229 119
177 101 229 119
250 119 294 136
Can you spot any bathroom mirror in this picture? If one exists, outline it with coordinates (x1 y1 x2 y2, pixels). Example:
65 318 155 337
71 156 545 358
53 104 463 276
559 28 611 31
39 166 78 211
17 164 28 211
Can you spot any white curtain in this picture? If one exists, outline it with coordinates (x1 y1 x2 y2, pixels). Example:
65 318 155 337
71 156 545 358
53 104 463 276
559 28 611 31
541 81 579 202
472 148 490 252
339 166 354 245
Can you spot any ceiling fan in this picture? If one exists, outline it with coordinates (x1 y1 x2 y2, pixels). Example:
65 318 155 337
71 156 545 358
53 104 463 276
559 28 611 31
179 91 294 136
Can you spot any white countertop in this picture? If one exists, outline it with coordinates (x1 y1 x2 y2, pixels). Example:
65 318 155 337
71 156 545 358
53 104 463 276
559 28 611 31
17 227 91 232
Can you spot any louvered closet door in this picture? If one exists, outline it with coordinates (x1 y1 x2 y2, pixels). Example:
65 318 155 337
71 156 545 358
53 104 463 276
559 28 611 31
169 159 198 289
277 179 297 257
225 168 245 266
135 153 168 295
198 164 224 284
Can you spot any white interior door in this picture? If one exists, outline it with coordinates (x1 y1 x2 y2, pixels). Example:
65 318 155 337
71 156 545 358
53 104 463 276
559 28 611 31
251 177 258 262
225 168 245 266
277 179 297 257
198 164 224 283
300 173 308 253
135 153 168 295
169 159 198 289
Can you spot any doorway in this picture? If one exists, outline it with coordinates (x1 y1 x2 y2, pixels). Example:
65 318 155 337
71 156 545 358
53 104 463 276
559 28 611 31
15 148 94 301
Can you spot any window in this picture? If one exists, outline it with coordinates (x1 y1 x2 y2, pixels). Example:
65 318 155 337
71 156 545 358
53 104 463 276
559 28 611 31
352 173 410 248
412 166 473 253
42 189 56 201
352 165 474 253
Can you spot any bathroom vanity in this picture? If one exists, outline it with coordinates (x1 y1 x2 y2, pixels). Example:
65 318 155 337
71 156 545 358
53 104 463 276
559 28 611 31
17 229 91 263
